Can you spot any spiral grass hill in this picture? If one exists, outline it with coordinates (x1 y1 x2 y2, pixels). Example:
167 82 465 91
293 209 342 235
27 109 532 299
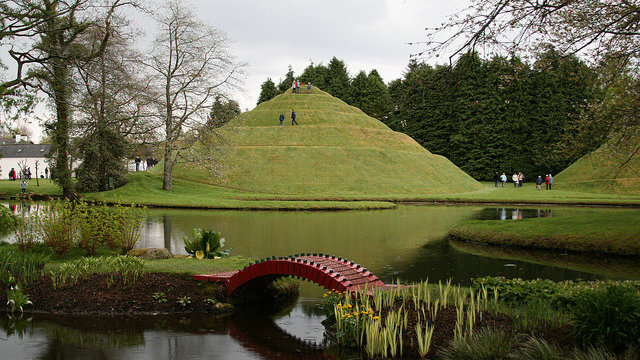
164 88 482 197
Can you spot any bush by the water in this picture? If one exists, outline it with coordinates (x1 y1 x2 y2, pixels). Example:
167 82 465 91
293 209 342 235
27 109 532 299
0 206 18 235
15 200 145 256
183 228 230 259
472 276 640 310
570 285 640 351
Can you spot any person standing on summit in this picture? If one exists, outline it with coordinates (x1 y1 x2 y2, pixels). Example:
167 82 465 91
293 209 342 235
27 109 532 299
291 109 298 125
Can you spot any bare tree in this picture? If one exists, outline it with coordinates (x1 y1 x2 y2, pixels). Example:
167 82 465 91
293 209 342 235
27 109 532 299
145 0 244 191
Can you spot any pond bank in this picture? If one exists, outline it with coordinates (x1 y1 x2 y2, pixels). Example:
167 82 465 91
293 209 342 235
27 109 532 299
0 272 299 316
448 209 640 256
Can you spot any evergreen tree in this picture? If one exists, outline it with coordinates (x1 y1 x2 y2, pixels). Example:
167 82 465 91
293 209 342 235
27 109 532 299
76 128 128 192
324 57 351 102
209 95 241 128
277 65 295 93
350 69 392 120
258 78 278 105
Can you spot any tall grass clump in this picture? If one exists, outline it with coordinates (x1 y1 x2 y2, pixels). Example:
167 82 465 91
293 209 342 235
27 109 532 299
13 210 39 252
0 249 48 287
50 256 145 289
438 328 518 360
570 285 640 351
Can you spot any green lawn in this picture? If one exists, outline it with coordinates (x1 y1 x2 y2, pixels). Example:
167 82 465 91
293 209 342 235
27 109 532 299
449 208 640 255
0 178 61 196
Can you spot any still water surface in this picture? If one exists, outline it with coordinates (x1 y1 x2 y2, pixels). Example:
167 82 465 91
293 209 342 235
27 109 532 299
2 204 639 359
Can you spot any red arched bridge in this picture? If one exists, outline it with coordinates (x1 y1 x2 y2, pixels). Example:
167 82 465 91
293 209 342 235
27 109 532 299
194 253 392 296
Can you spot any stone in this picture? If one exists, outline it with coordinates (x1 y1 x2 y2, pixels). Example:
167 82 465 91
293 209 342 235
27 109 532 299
213 302 234 313
127 248 172 260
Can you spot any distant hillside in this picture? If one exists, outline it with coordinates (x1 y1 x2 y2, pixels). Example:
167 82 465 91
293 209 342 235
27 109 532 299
556 139 640 195
163 88 482 196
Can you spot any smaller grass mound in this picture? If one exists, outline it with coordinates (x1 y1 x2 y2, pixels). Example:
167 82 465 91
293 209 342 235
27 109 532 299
448 209 640 255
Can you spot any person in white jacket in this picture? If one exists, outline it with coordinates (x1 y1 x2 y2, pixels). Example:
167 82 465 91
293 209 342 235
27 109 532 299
500 173 507 187
512 173 519 188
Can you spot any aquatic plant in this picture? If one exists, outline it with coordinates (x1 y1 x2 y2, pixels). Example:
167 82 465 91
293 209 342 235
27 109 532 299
6 285 32 314
183 228 230 259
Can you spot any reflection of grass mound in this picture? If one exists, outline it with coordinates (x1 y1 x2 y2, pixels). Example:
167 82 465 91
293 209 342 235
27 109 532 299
166 88 481 196
556 140 640 195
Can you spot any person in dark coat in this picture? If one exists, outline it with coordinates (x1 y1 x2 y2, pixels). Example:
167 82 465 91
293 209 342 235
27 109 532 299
279 113 285 126
291 109 298 125
493 172 500 187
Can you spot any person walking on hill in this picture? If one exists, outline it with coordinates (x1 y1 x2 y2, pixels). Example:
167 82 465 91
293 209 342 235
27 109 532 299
291 109 298 125
512 173 518 188
307 82 312 94
279 113 284 127
545 174 550 190
493 172 500 187
536 175 543 190
500 173 507 187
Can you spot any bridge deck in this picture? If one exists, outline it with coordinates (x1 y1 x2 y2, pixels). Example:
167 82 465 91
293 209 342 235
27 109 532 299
194 253 391 296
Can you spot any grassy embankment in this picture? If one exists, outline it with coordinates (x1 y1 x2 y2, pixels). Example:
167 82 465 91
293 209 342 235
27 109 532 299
449 208 640 256
555 135 640 195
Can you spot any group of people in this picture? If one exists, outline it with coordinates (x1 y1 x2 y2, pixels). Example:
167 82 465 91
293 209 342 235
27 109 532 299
8 167 48 181
279 109 298 126
291 79 312 94
494 171 553 189
535 174 554 190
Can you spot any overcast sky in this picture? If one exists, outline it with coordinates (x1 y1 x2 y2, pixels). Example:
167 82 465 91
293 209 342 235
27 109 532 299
187 0 468 110
3 0 470 141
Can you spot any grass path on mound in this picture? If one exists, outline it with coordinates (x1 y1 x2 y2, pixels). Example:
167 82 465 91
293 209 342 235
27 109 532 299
448 208 640 256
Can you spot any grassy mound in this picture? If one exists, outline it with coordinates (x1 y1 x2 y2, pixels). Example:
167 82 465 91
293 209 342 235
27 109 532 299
556 140 640 195
164 88 482 196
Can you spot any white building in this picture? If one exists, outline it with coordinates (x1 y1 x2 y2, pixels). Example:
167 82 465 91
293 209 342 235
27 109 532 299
0 137 51 179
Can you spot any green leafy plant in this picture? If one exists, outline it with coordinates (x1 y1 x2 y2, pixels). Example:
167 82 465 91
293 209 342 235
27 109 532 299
105 203 145 253
153 292 167 303
6 285 32 314
0 249 48 287
183 228 230 259
177 296 191 307
570 285 640 350
0 206 18 236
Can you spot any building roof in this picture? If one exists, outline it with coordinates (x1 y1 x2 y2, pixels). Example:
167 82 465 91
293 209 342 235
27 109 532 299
0 144 51 158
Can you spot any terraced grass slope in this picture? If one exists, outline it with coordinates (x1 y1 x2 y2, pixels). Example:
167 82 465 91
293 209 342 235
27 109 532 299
556 139 640 195
168 88 482 196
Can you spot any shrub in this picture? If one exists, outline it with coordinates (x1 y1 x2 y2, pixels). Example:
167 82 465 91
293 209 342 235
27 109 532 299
183 228 230 258
38 200 76 256
512 337 564 360
75 202 109 255
105 203 145 253
13 212 40 252
0 206 18 235
570 285 640 351
438 328 518 360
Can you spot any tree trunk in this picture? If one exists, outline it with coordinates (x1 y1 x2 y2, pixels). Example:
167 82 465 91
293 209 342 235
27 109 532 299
51 58 76 199
162 140 173 190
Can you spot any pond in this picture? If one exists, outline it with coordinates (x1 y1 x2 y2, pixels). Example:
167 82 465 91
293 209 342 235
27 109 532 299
2 204 639 359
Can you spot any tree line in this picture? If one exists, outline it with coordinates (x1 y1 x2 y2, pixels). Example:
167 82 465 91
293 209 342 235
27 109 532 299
260 50 600 180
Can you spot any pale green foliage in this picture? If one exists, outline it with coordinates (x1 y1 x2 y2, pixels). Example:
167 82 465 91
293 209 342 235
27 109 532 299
50 256 145 289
